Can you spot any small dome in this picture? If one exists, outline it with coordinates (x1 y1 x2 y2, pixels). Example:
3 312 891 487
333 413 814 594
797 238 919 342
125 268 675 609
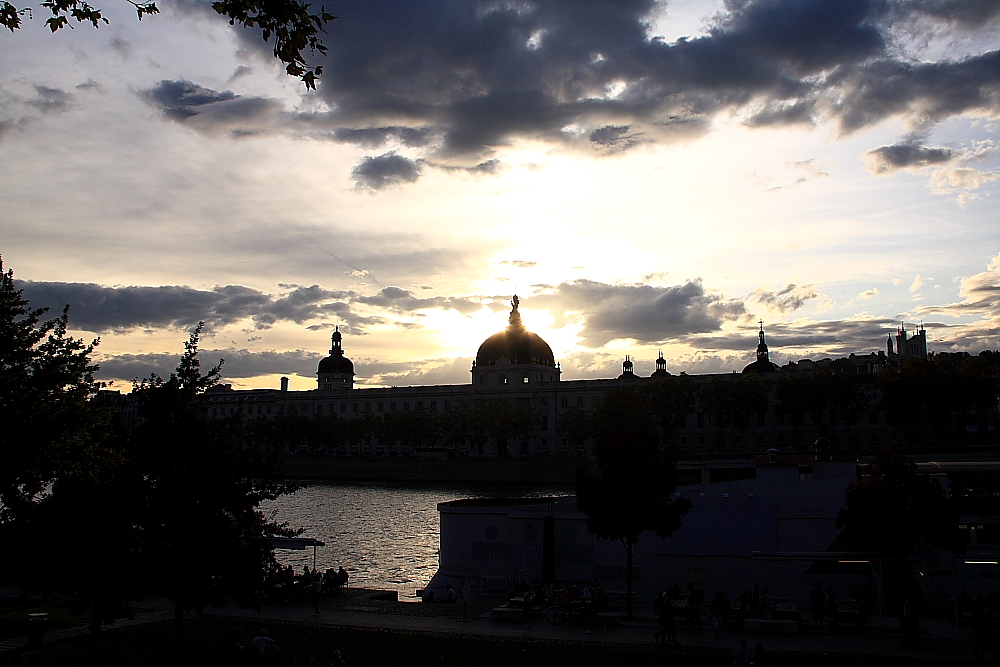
741 358 779 374
475 296 556 367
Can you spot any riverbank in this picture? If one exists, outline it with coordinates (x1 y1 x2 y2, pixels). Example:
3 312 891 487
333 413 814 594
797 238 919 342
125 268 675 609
282 455 581 483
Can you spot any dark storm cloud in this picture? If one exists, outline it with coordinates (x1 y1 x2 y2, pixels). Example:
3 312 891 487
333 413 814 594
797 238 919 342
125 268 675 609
19 281 367 333
96 348 322 382
527 279 747 347
865 141 954 173
135 0 997 182
351 152 424 190
27 86 75 114
355 286 483 314
894 0 1000 29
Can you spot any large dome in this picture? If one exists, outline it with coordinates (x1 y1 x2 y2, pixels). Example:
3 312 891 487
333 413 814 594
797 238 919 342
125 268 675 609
475 296 556 367
318 353 354 375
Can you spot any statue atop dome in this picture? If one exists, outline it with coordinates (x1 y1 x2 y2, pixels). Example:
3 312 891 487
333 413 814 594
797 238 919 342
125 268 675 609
508 294 524 331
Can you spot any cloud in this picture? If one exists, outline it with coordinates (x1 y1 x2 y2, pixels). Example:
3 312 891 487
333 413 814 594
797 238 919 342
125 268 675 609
356 356 474 386
910 274 925 292
527 279 747 347
19 281 377 333
140 79 282 136
351 152 424 190
748 283 819 313
354 286 483 314
96 348 322 383
865 142 954 174
916 253 1000 317
857 287 880 299
499 260 537 268
27 86 75 114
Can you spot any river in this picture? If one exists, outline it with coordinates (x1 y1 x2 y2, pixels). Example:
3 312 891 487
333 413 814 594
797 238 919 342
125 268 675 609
266 481 572 597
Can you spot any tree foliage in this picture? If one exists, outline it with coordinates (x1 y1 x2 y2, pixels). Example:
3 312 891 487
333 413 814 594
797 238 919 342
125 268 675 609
575 386 691 618
0 0 335 89
0 257 109 524
836 444 959 559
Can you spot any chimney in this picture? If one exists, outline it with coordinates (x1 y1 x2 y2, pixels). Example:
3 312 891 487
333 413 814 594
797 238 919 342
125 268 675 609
280 377 289 392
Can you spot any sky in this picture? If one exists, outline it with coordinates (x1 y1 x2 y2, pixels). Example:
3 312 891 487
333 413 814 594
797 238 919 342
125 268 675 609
1 0 999 391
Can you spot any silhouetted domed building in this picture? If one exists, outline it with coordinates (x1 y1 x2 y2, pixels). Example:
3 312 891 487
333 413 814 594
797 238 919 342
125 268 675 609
471 296 560 388
742 321 780 374
317 327 354 390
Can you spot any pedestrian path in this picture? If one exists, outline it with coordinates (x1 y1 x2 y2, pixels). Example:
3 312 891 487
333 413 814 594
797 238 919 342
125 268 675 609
189 593 980 664
0 608 171 653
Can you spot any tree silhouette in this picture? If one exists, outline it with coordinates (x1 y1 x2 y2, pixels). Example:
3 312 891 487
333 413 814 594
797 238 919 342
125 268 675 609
576 386 691 619
0 257 107 524
130 324 298 662
837 443 959 607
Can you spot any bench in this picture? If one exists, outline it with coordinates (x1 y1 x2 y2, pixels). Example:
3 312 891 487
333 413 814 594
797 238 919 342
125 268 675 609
743 618 798 634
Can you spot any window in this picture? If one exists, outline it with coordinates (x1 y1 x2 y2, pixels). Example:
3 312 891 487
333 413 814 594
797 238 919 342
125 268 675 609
522 376 529 384
266 406 271 415
404 401 410 411
500 375 508 385
391 402 396 412
697 412 705 428
561 397 568 408
365 402 371 413
576 396 584 407
416 401 423 409
430 400 437 410
541 416 548 431
340 403 346 413
479 375 486 385
444 400 450 409
352 403 358 413
377 402 384 412
540 398 548 406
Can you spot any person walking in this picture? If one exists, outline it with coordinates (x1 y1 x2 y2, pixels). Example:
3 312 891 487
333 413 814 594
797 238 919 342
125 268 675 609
810 582 825 629
734 639 752 667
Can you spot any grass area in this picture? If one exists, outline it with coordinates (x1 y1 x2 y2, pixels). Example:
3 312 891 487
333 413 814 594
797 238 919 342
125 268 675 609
0 616 974 667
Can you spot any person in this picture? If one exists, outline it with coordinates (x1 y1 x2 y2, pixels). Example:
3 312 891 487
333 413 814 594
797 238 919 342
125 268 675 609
445 584 457 603
752 642 774 667
252 629 276 661
331 649 347 667
686 583 704 636
734 639 752 667
810 582 825 629
654 591 667 644
338 566 349 590
309 570 323 615
423 590 436 603
308 649 325 667
824 587 838 627
667 582 682 600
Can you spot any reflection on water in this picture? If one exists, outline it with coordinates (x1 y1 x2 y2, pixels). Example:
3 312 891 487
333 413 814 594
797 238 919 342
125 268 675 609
265 481 571 595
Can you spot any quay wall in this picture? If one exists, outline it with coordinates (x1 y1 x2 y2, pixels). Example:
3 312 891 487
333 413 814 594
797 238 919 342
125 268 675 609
282 455 579 484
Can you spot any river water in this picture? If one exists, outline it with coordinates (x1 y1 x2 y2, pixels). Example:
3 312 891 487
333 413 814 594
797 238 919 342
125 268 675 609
266 481 571 596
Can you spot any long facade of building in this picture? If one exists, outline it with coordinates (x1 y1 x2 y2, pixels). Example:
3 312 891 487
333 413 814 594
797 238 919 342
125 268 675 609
196 297 988 460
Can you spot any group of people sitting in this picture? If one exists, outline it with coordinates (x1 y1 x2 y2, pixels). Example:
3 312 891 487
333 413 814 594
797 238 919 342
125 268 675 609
263 564 349 604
